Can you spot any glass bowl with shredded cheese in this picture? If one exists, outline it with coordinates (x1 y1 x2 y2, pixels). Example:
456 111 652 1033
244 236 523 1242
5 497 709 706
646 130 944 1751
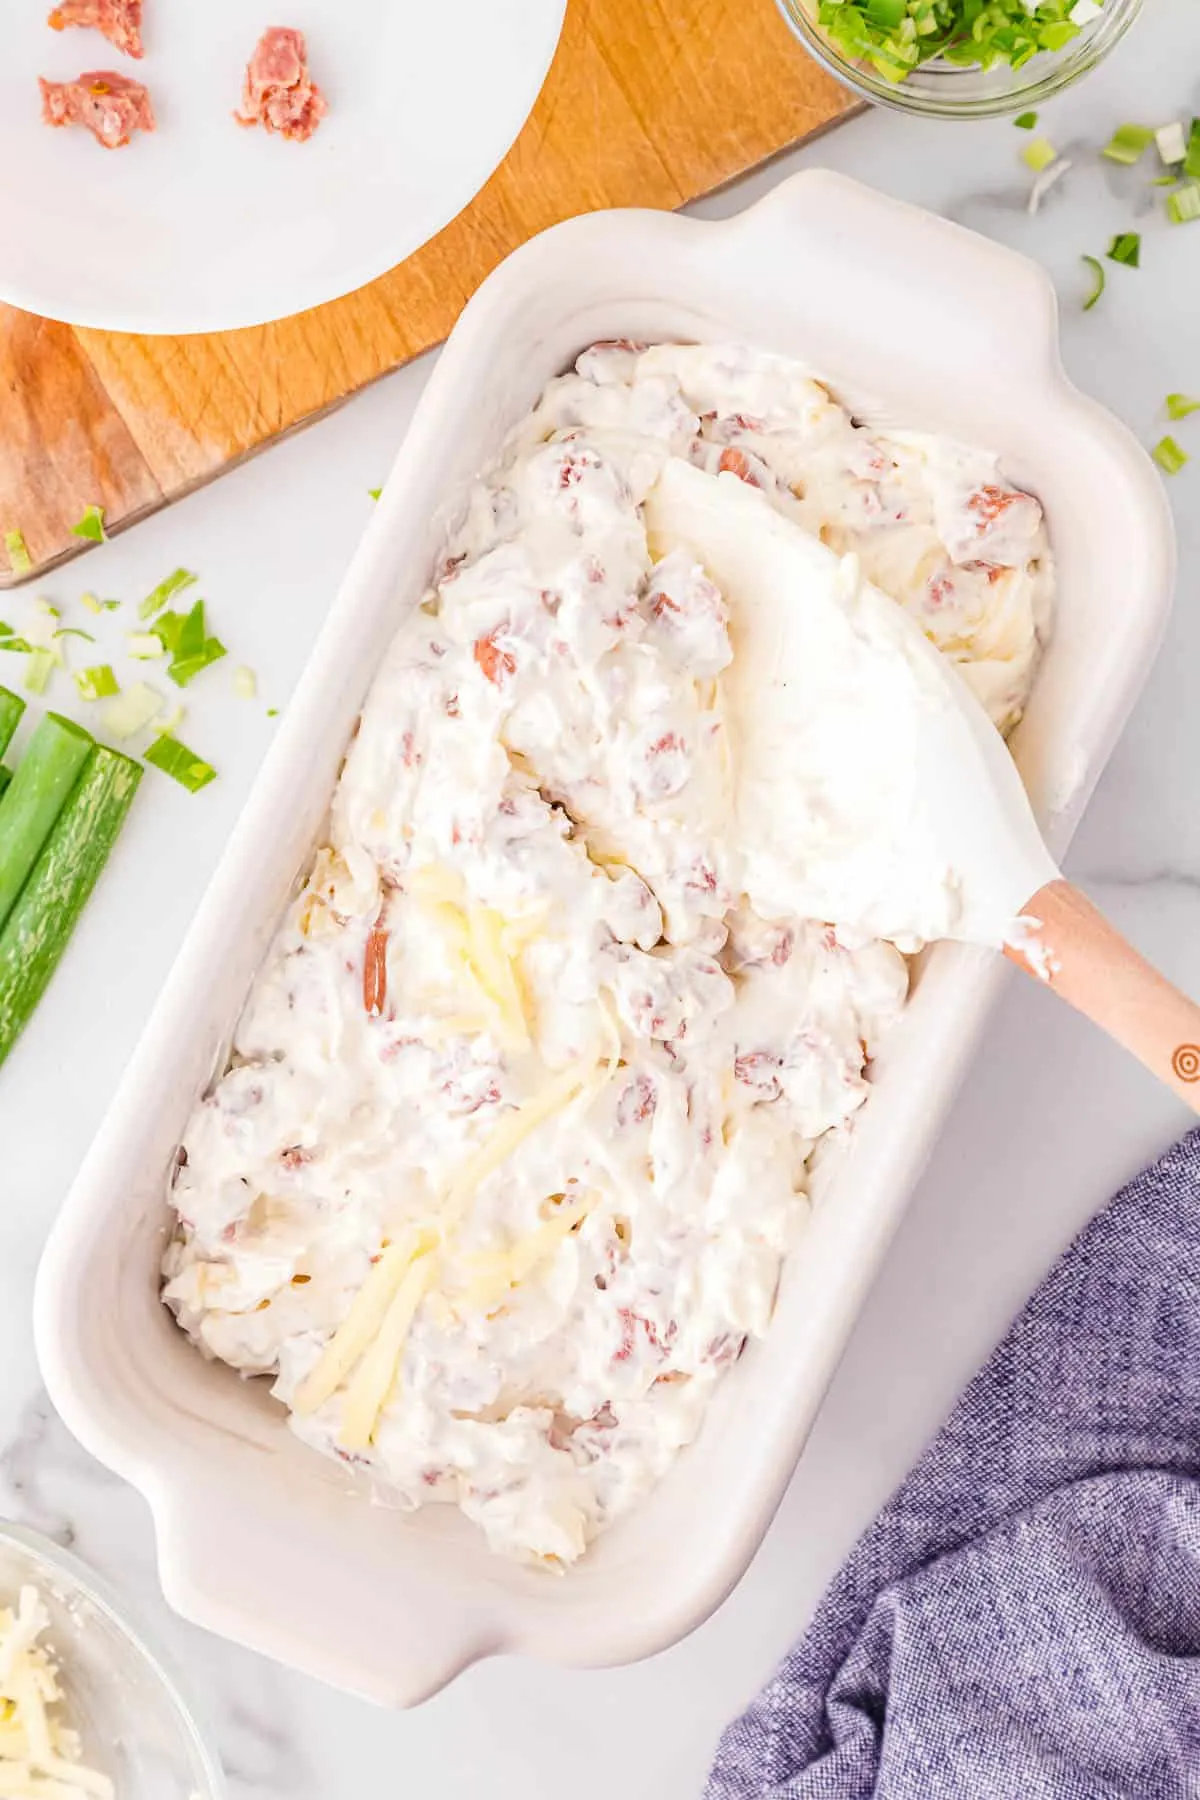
0 1521 225 1799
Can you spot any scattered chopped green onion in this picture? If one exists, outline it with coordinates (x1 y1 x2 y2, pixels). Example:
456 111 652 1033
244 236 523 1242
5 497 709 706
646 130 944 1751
1167 183 1200 224
100 682 163 741
1157 121 1187 166
1022 137 1058 174
232 665 257 699
144 733 217 793
1101 123 1154 165
70 504 106 544
266 708 279 719
1107 231 1141 267
1014 111 1038 130
1152 174 1179 187
1081 254 1106 311
24 648 55 695
368 487 382 501
156 597 226 688
74 664 120 702
80 591 120 615
1185 118 1200 180
0 636 32 655
1153 435 1189 475
1167 393 1200 420
139 567 197 622
52 627 95 644
127 631 165 660
4 530 32 576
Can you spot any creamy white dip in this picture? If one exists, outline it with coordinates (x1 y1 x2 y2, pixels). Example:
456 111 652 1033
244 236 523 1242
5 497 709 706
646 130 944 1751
163 342 1053 1565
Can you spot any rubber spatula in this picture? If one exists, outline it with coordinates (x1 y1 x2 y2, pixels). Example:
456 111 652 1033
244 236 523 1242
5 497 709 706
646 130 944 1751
645 458 1200 1113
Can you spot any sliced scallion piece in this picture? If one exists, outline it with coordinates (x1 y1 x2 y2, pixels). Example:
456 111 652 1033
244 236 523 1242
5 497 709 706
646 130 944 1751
4 529 32 576
0 746 142 1069
1107 231 1141 267
1157 121 1187 166
1101 123 1154 165
70 504 106 543
1022 137 1058 174
368 487 382 501
144 733 217 793
23 649 55 695
139 567 197 622
1081 254 1106 311
53 627 95 644
1014 111 1038 130
74 664 120 702
0 712 95 935
1167 183 1200 224
1167 394 1200 420
0 687 25 759
80 591 120 615
1185 118 1200 180
100 681 163 741
127 631 165 660
1153 436 1189 475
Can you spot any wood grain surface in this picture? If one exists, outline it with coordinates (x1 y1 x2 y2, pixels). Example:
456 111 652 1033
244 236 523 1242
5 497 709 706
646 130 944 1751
0 0 854 587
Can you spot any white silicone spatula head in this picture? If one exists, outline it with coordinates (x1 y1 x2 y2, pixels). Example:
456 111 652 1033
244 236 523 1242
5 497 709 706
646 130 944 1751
643 458 1059 951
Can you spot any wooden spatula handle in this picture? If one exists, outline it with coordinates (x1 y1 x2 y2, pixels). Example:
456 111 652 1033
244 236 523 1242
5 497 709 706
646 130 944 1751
1005 879 1200 1113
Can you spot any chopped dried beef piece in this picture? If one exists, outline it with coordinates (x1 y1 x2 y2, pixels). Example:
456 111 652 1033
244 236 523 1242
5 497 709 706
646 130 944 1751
234 26 327 142
39 69 155 149
47 0 144 59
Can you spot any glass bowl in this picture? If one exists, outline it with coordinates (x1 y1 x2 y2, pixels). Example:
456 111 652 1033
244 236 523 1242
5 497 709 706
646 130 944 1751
0 1520 226 1799
775 0 1143 118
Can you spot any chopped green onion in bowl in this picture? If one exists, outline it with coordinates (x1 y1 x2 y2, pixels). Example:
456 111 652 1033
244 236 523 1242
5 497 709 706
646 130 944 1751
810 0 1099 81
777 0 1140 119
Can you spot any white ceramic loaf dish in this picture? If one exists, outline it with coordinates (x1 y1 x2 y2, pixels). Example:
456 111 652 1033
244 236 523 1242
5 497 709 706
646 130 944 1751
34 171 1174 1707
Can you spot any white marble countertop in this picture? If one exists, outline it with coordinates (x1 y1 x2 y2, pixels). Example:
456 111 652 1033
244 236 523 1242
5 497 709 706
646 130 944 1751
3 5 1199 1793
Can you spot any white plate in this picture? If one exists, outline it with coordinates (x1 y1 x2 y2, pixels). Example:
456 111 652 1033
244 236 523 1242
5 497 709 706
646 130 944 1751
0 0 566 333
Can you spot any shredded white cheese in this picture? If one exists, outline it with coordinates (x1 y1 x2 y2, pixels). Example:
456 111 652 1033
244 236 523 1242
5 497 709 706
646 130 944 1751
0 1587 113 1799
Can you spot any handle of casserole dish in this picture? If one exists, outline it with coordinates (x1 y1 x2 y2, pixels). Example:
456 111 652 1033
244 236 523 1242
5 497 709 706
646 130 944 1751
153 1471 495 1707
729 169 1062 382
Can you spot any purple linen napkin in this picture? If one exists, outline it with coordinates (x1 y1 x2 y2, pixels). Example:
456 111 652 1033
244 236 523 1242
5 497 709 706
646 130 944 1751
706 1128 1200 1800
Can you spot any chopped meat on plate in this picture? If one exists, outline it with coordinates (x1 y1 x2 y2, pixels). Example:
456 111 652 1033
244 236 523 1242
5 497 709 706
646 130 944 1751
39 69 155 149
47 0 144 59
235 26 327 142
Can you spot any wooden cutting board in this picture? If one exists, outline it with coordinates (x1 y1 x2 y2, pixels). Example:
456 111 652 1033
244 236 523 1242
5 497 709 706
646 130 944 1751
0 0 854 588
